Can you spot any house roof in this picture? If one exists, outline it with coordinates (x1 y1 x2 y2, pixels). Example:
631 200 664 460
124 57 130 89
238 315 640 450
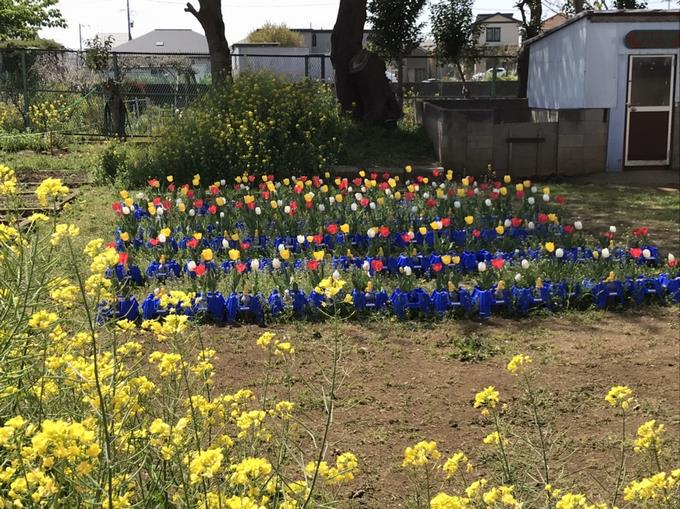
541 13 568 31
524 9 680 47
113 29 208 54
475 13 522 24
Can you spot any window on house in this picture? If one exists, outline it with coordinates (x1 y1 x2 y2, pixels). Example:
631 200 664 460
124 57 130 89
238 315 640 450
486 27 501 43
312 33 317 48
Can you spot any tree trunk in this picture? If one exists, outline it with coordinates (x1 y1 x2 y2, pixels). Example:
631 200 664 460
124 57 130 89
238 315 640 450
455 61 470 98
185 0 231 86
573 0 585 12
331 0 401 125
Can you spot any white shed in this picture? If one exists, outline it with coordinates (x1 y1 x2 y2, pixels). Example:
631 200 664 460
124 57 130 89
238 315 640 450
526 10 680 171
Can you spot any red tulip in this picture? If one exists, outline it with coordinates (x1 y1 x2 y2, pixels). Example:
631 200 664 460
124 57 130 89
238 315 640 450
195 264 207 276
327 224 338 235
426 198 437 208
118 252 129 265
630 247 642 258
235 262 247 273
472 229 481 238
307 260 320 271
538 213 549 224
379 226 390 237
563 225 574 234
431 262 443 273
491 258 505 270
208 205 217 215
556 195 566 204
371 259 384 272
150 238 159 247
168 184 176 192
511 217 522 228
187 238 199 249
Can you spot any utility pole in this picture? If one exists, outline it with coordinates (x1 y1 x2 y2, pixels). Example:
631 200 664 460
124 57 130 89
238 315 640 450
79 23 83 51
126 0 133 40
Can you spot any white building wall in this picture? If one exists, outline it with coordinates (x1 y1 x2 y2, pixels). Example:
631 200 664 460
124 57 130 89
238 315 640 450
527 21 587 109
528 16 680 171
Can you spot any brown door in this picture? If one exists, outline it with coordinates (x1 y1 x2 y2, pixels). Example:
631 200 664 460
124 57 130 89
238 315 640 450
625 55 675 166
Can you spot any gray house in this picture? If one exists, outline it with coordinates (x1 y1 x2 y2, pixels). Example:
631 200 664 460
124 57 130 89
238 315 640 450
526 9 679 171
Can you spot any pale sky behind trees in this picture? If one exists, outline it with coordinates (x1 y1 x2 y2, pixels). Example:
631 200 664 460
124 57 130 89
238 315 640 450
40 0 672 50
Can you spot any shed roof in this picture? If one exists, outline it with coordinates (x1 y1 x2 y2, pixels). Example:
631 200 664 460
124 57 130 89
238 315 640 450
113 29 208 54
475 13 522 24
524 9 680 47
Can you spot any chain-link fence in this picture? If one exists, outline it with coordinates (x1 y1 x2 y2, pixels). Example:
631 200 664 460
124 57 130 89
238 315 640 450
0 48 518 140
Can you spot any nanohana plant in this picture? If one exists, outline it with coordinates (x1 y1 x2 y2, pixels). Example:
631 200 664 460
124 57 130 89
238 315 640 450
402 355 679 509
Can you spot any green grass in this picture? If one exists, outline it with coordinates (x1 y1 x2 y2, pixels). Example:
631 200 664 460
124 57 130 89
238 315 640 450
1 142 107 175
552 183 680 254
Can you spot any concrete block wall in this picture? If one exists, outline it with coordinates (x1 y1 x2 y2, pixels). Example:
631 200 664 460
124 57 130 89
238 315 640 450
421 100 609 177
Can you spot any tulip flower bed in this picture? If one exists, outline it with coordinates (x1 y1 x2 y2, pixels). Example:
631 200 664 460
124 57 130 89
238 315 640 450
101 170 680 323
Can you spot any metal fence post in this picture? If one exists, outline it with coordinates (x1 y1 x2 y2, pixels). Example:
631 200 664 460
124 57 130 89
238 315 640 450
21 49 30 129
112 53 121 81
304 55 309 78
320 56 326 82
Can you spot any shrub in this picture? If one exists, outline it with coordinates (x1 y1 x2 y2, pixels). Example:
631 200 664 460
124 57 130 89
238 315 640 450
141 73 350 185
94 140 150 185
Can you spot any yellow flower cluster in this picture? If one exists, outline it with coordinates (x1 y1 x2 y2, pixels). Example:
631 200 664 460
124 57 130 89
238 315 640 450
605 385 634 410
402 440 441 467
50 223 80 246
0 164 17 195
35 178 69 207
624 470 679 503
474 386 500 416
305 452 359 484
507 354 532 375
256 331 295 356
442 451 473 478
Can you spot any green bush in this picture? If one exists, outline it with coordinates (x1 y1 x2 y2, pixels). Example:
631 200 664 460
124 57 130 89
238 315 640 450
94 140 150 185
139 73 351 185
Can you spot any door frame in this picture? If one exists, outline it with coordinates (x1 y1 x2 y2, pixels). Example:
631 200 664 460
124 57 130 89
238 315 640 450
624 53 676 167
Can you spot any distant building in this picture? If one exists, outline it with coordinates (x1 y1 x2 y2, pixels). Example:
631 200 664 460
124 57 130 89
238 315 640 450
526 9 680 171
113 29 208 54
472 12 522 77
290 28 370 54
92 32 128 48
541 13 569 31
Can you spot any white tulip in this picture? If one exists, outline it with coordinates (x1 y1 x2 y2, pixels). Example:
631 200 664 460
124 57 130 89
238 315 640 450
362 260 370 271
361 186 366 193
423 192 430 199
318 204 326 212
250 259 260 272
527 221 535 230
122 206 130 215
136 192 145 200
222 239 229 249
277 199 283 207
284 206 291 214
602 248 610 259
669 253 676 263
187 261 197 271
473 187 480 194
454 200 461 209
175 198 183 205
528 197 535 205
411 206 418 213
514 273 522 282
351 203 358 212
403 266 412 276
355 192 363 201
347 186 353 193
609 226 617 233
188 209 195 217
478 261 487 272
555 248 564 258
255 207 262 215
504 219 511 228
220 212 225 218
367 228 376 238
158 233 166 243
329 196 335 203
220 179 226 186
156 207 164 216
272 258 282 270
332 270 341 281
369 202 376 210
485 199 492 207
297 235 305 244
643 249 651 259
531 186 537 193
542 194 550 202
574 221 583 230
521 259 530 269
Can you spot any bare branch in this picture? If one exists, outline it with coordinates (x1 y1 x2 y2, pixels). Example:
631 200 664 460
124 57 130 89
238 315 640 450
184 2 198 17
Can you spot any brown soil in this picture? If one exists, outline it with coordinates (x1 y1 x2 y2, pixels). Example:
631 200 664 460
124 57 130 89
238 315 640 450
191 306 680 508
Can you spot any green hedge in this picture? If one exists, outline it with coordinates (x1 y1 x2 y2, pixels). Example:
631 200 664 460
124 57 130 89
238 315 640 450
134 73 350 185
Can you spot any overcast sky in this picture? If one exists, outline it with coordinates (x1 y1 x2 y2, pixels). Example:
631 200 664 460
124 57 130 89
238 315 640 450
39 0 673 50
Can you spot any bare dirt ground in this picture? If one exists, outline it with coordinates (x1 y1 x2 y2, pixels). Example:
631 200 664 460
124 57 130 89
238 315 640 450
190 306 680 508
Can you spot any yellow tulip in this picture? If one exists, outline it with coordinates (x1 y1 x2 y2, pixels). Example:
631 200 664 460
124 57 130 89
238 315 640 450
340 223 350 234
228 249 240 261
201 249 213 262
544 242 555 253
313 250 325 261
496 225 505 235
280 248 291 260
464 215 474 225
120 232 130 242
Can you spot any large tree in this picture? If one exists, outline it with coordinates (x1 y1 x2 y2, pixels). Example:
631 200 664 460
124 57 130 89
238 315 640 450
331 0 401 125
515 0 541 98
185 0 231 86
0 0 65 41
367 0 426 102
430 0 481 96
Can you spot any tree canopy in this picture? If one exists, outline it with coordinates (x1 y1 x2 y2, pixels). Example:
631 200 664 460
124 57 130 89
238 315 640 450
0 0 66 41
367 0 427 63
246 23 304 47
430 0 480 76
